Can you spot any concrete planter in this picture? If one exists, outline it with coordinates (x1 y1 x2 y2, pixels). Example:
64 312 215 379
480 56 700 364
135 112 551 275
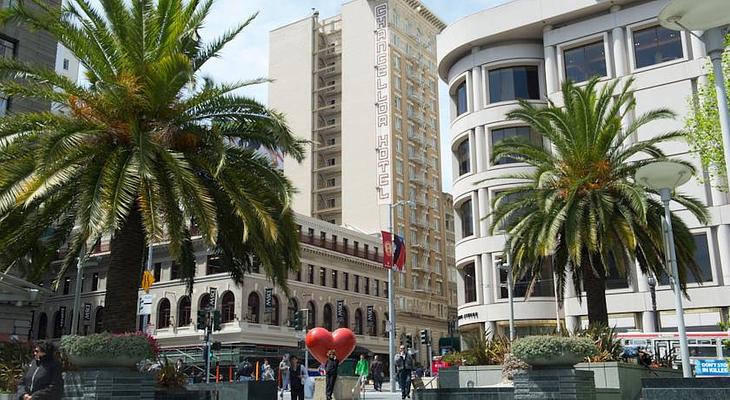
575 362 682 400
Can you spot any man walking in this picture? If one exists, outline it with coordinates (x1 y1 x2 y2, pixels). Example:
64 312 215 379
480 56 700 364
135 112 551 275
394 345 414 399
370 355 384 392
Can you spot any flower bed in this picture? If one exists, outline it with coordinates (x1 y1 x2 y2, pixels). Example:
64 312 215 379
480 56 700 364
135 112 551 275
512 336 597 367
61 332 159 368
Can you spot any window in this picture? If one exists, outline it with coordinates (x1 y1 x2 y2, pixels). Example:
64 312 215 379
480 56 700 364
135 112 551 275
458 199 474 238
247 293 260 323
354 309 364 335
199 293 211 311
331 270 338 289
178 296 191 327
319 267 327 286
456 138 470 176
364 277 370 295
374 280 380 297
633 25 683 69
91 272 99 291
157 298 171 328
343 272 349 291
37 313 47 340
395 96 401 111
306 301 316 329
308 265 315 284
323 304 333 331
490 126 542 165
153 263 162 282
206 255 224 275
269 296 280 326
354 275 360 293
499 259 555 298
326 158 336 166
326 198 335 208
94 307 104 333
488 66 540 103
63 58 70 70
564 41 607 83
463 263 477 303
63 277 71 295
454 81 468 116
170 263 179 280
221 292 235 323
659 233 713 284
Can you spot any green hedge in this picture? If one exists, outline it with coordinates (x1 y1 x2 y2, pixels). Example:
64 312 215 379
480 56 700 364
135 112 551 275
512 336 597 361
60 332 157 360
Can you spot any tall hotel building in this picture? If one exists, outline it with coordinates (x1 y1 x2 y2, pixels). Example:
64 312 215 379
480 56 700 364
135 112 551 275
269 1 454 359
439 0 730 336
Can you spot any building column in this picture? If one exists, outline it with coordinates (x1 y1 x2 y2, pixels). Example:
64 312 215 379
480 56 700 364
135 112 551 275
471 191 481 238
543 26 558 96
474 125 486 172
471 63 482 112
485 321 497 340
717 225 730 286
478 188 489 237
642 311 658 333
475 255 485 305
611 6 627 77
481 253 494 305
635 261 650 293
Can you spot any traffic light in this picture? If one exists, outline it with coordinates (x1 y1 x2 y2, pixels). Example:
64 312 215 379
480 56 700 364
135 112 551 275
293 310 304 331
405 334 413 348
211 341 222 351
212 310 221 331
420 329 429 345
197 310 207 330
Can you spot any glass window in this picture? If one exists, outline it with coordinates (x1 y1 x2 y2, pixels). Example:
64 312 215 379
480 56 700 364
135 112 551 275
458 199 473 238
343 272 349 291
499 260 555 298
456 138 470 176
659 233 713 284
170 263 179 280
157 298 171 328
319 267 327 286
153 263 162 282
490 126 542 165
247 293 260 324
488 66 540 103
633 25 683 69
91 272 99 291
354 275 360 293
323 304 333 331
178 296 191 327
206 255 224 275
455 81 468 116
221 292 235 323
463 263 476 303
308 265 315 284
564 41 607 83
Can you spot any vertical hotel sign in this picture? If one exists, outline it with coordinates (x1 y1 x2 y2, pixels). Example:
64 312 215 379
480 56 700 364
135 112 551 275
374 2 392 205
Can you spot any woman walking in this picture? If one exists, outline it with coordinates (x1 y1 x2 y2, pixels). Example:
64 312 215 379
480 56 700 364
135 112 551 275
324 350 339 400
16 341 64 400
355 354 369 393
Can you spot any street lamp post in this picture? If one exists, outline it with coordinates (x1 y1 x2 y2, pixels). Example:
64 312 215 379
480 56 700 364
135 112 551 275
636 161 694 377
659 0 730 184
498 253 515 341
387 200 414 393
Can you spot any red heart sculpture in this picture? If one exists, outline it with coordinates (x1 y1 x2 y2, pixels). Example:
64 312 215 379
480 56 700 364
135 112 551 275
305 327 356 364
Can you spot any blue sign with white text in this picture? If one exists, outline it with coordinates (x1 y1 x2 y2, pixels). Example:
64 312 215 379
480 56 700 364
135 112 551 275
695 359 730 377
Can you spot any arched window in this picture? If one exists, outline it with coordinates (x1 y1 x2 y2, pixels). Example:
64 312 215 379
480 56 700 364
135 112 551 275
287 298 298 326
323 304 333 331
221 292 235 323
270 296 280 326
157 298 171 328
338 306 349 329
37 313 47 340
52 311 63 338
199 293 211 311
247 293 260 324
368 310 378 336
94 307 104 333
178 296 191 327
354 309 363 335
306 301 316 330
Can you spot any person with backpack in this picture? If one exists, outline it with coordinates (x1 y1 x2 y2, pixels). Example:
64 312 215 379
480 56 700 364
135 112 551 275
288 355 308 400
236 358 254 382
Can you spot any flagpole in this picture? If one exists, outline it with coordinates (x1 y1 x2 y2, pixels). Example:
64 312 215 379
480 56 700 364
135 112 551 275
388 204 396 393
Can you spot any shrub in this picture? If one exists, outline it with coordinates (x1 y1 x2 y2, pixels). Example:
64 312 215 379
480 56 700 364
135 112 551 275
155 357 188 389
576 324 623 362
501 353 529 382
0 341 32 393
512 336 597 363
60 332 159 360
455 331 512 366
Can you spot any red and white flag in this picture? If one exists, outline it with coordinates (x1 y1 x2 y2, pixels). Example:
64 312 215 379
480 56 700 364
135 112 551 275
381 231 393 269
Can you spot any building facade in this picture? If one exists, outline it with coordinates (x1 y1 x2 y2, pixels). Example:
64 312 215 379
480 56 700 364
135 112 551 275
269 0 456 351
35 214 449 366
438 0 730 337
0 0 60 115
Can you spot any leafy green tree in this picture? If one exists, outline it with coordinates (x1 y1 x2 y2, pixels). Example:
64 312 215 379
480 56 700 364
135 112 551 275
685 34 730 190
0 0 306 333
491 78 708 327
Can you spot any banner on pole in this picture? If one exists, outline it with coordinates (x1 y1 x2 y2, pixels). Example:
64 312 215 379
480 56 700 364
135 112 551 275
59 306 66 328
83 303 92 321
208 287 217 309
394 234 406 272
337 300 344 320
265 288 273 311
381 231 393 268
367 305 374 326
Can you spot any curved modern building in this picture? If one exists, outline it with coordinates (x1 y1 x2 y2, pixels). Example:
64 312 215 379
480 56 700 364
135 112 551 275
438 0 730 337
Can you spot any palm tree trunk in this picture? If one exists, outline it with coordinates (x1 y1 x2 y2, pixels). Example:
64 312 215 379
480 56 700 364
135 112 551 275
581 256 609 327
103 205 146 333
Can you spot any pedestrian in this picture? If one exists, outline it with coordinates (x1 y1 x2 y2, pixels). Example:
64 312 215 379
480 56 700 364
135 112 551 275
262 359 275 381
355 353 369 391
16 341 64 400
288 355 307 400
236 358 254 382
279 354 291 390
370 355 384 391
394 344 415 400
324 350 339 400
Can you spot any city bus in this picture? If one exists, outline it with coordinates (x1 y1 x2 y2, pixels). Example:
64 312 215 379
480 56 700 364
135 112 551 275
616 331 730 368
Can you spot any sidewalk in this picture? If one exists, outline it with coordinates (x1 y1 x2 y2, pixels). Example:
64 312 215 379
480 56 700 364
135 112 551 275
280 381 408 400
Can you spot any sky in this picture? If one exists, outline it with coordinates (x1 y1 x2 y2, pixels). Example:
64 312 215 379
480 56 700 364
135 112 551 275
195 0 509 193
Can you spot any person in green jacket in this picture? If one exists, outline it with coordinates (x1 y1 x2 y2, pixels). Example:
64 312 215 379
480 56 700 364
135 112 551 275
355 353 370 392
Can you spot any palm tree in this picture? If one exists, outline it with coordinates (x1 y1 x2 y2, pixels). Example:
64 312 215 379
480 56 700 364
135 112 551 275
490 77 708 327
0 0 306 333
